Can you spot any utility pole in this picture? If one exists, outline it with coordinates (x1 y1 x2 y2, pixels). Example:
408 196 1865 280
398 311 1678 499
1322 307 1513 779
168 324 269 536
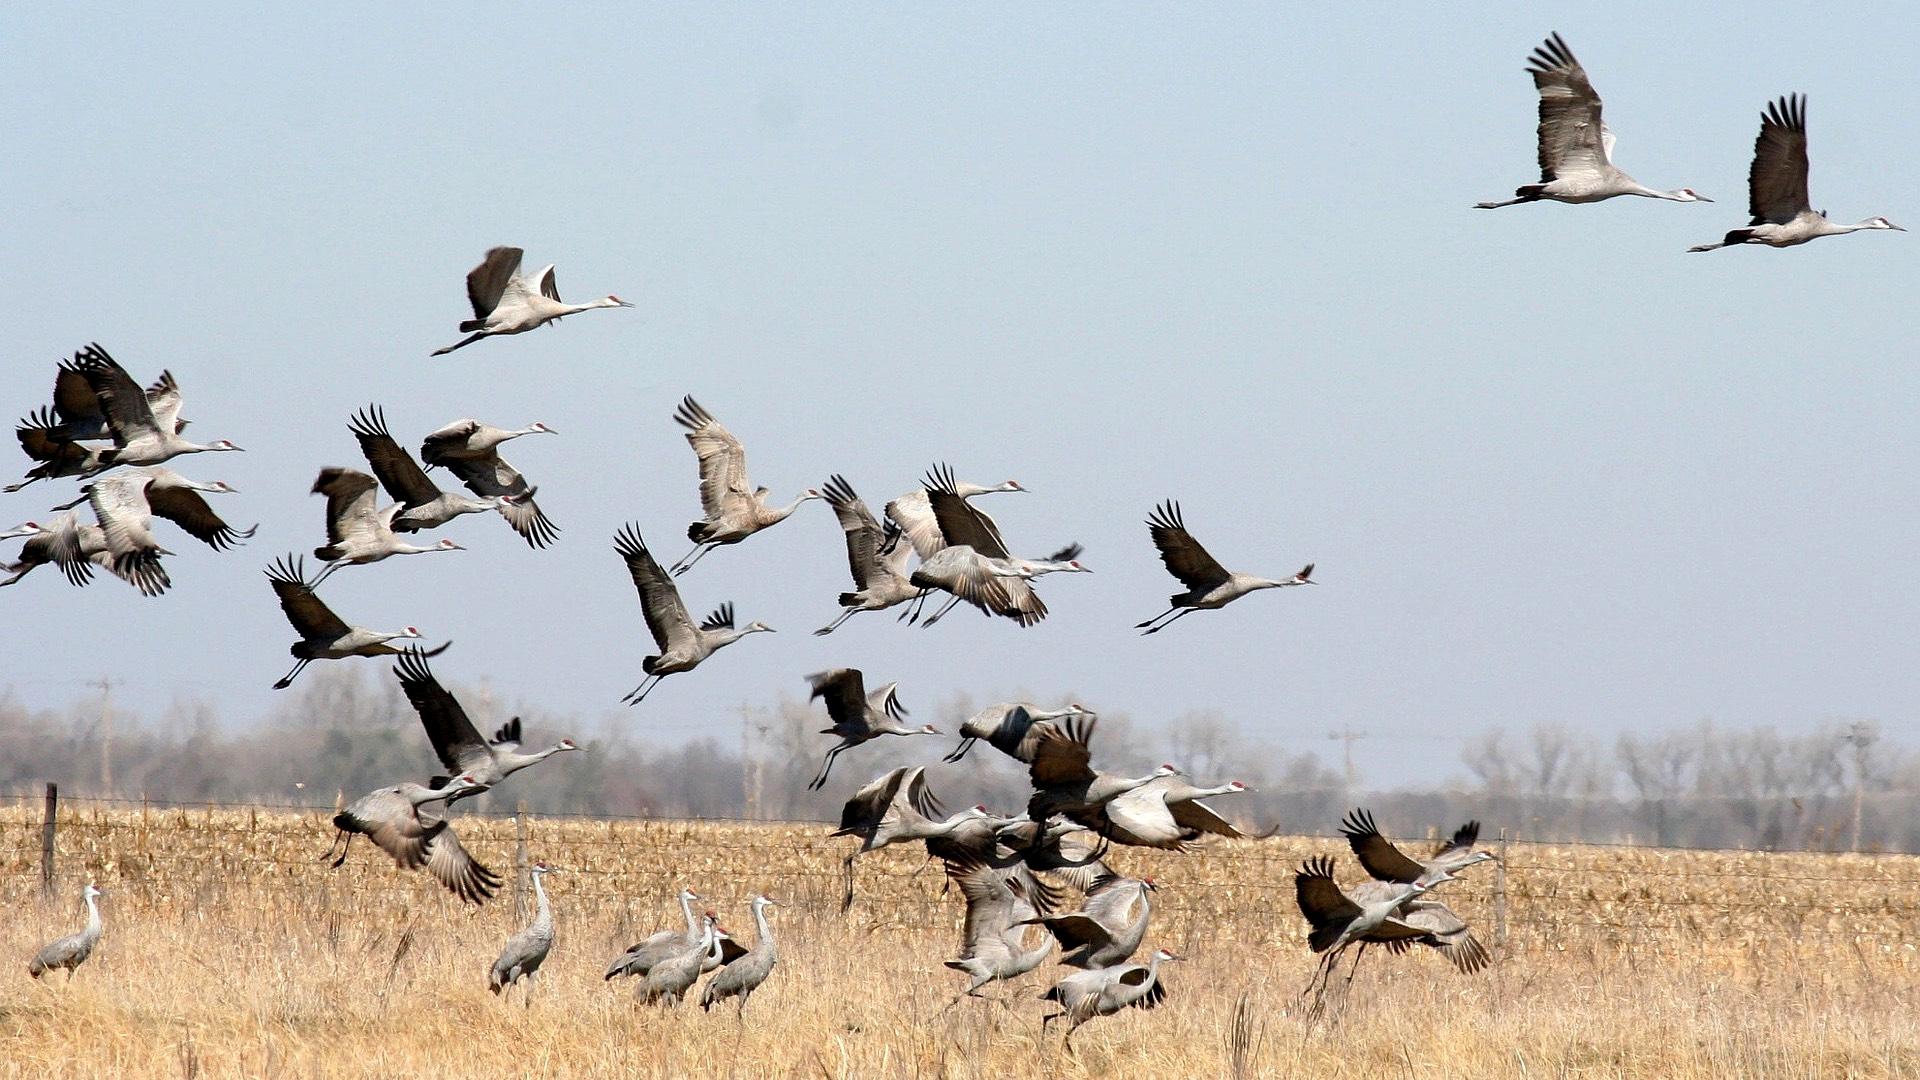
1841 721 1877 853
738 704 754 819
95 677 117 797
1327 727 1368 802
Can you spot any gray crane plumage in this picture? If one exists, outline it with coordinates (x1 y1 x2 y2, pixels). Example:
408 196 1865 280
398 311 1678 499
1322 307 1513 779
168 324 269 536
309 467 464 585
393 646 580 801
639 914 721 1006
71 344 242 474
941 859 1060 1003
668 396 822 575
326 773 501 904
1020 870 1157 969
1689 94 1903 251
807 670 939 791
605 888 704 980
616 524 772 705
944 701 1093 764
1040 948 1181 1046
431 246 632 356
266 555 445 688
1137 500 1313 634
348 406 517 535
28 884 103 980
491 863 560 999
1339 809 1498 887
814 474 919 635
700 895 780 1012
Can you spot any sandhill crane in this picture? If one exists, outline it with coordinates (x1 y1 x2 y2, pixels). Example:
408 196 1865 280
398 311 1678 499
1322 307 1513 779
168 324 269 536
941 858 1061 1007
309 468 464 585
8 409 107 492
605 887 703 980
906 464 1071 627
1071 775 1249 851
1137 501 1313 635
1023 715 1180 822
419 418 558 466
56 467 254 577
395 647 581 799
27 884 103 981
67 474 176 596
884 476 1026 560
347 407 518 534
324 773 501 904
432 246 632 355
700 895 781 1013
491 862 561 1003
1476 33 1710 210
806 669 940 791
1002 820 1115 893
265 555 446 688
71 345 242 473
1293 855 1443 1005
0 514 154 594
814 474 919 635
1689 94 1904 252
1339 810 1498 886
668 397 821 575
831 766 983 909
639 914 723 1006
615 524 772 705
1019 871 1157 969
1344 879 1491 975
1040 948 1181 1048
6 348 194 490
944 702 1094 764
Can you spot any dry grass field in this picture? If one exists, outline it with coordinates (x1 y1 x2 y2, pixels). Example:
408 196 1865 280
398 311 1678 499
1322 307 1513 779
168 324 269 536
3 800 1919 1079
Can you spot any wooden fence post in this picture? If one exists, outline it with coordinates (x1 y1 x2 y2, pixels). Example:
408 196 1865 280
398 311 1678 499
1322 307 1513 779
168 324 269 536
1492 826 1509 949
40 782 58 896
514 801 530 924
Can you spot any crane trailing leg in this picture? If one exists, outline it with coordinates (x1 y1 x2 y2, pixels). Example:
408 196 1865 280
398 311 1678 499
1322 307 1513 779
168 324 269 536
669 541 718 576
273 657 313 690
1137 607 1196 635
919 594 965 627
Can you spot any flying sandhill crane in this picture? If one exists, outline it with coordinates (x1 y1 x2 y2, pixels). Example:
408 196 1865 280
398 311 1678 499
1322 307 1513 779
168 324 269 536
1137 500 1313 635
1339 809 1498 887
806 669 940 792
27 884 103 981
395 647 581 800
906 464 1075 628
324 773 501 904
941 858 1062 1007
309 467 464 585
413 419 558 549
1344 879 1491 975
8 409 108 492
831 766 983 909
605 887 703 980
64 474 175 596
814 474 919 635
884 475 1026 560
1476 33 1710 210
265 555 446 689
700 894 781 1013
1293 855 1444 1005
55 467 255 587
0 514 155 594
1070 775 1249 851
943 701 1094 764
347 407 520 535
1689 94 1904 252
1019 870 1158 969
432 246 632 356
1040 948 1182 1048
71 344 242 473
419 418 558 467
668 397 822 575
615 524 773 706
8 350 190 491
638 914 723 1006
1024 715 1181 822
491 862 562 1003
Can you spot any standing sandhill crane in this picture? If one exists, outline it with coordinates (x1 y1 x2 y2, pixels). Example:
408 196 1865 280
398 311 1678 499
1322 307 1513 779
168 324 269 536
324 773 501 904
395 647 581 800
432 246 632 356
1293 855 1443 1004
309 468 464 585
1689 95 1903 252
615 524 773 706
1339 810 1498 887
605 887 704 980
806 669 941 791
27 884 103 981
1071 775 1249 851
831 766 984 909
1344 879 1491 975
1475 33 1710 210
419 418 558 467
491 862 561 1002
347 407 517 534
71 345 242 473
1023 715 1181 822
941 858 1061 1007
884 476 1026 560
1136 501 1314 635
0 514 155 594
1019 871 1158 969
700 894 781 1013
814 474 919 635
1040 948 1182 1048
265 555 446 688
944 702 1094 764
638 914 722 1006
668 397 822 575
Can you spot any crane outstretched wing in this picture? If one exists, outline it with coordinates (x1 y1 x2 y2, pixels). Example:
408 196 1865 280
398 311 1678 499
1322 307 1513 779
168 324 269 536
1145 501 1230 590
1749 94 1811 225
441 453 558 548
349 406 441 508
1338 809 1428 884
394 646 492 776
674 397 751 519
616 525 696 653
466 247 524 320
1526 33 1609 183
266 555 351 638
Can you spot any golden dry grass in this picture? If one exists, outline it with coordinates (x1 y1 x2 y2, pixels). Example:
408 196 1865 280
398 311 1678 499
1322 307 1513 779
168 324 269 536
3 800 1918 1078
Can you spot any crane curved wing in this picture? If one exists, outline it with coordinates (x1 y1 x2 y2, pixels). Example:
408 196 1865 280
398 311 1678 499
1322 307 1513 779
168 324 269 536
1294 856 1363 946
699 602 735 632
1145 501 1230 590
348 406 441 508
441 453 557 548
16 408 95 467
834 766 914 834
1748 94 1811 225
418 419 481 466
418 817 502 904
394 647 492 776
144 371 185 436
311 468 383 546
1095 784 1186 849
466 247 524 320
673 397 751 520
1338 809 1428 884
85 473 170 591
347 788 436 869
808 667 874 731
946 858 1018 962
615 524 696 653
74 344 162 445
52 362 100 427
266 556 351 638
1027 715 1097 787
1434 819 1482 860
1526 33 1610 183
923 464 1009 557
1168 795 1245 839
143 477 254 551
883 489 946 561
823 474 886 589
1394 900 1491 973
533 264 561 302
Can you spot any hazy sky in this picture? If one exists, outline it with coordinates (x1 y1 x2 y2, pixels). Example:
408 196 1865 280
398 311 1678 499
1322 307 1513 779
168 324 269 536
5 4 1915 789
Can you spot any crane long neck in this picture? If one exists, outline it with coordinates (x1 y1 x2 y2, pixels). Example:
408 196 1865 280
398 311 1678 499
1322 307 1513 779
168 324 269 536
751 903 773 948
531 873 552 929
82 894 102 939
680 894 698 935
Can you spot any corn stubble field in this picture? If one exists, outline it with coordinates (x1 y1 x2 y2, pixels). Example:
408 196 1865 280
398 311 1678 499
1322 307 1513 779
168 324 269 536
2 802 1917 1079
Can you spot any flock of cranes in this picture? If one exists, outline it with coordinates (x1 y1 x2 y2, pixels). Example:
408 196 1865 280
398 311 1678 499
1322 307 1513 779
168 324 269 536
10 27 1901 1047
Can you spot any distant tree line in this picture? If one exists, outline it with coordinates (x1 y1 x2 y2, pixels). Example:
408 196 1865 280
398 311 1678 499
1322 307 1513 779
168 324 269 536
2 673 1911 852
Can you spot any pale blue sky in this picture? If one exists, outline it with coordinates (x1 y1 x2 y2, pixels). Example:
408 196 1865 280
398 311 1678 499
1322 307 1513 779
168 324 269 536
4 4 1915 788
